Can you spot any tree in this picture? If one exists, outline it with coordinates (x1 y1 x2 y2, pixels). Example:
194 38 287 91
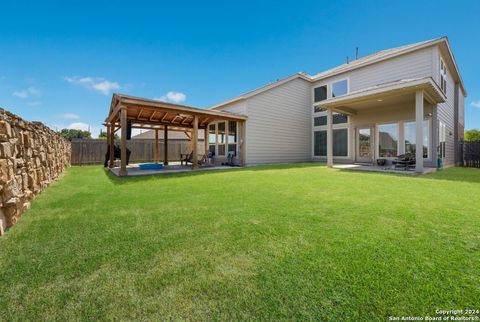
59 129 91 141
465 129 480 142
98 129 119 140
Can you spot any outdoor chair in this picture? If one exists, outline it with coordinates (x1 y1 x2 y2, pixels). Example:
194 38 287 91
392 153 416 170
180 152 193 166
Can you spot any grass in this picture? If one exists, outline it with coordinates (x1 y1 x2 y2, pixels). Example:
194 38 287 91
0 164 479 321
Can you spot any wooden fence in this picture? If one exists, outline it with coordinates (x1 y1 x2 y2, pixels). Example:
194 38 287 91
71 139 205 165
460 141 480 168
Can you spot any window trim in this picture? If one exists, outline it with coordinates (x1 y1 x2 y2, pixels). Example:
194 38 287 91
376 122 400 159
440 57 447 93
403 119 431 161
331 78 350 98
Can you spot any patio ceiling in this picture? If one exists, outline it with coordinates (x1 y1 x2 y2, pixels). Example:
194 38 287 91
105 93 247 131
314 77 446 116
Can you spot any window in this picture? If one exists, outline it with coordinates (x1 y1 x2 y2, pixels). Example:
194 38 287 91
378 123 398 157
314 116 327 127
333 129 348 156
333 113 348 124
208 124 216 144
314 106 326 113
332 79 348 97
314 85 327 102
228 121 237 156
217 122 226 156
208 145 216 155
228 121 237 143
439 121 446 159
314 131 327 156
404 120 430 159
440 59 447 93
228 144 237 156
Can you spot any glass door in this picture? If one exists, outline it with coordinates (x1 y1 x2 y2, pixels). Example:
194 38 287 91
356 127 373 163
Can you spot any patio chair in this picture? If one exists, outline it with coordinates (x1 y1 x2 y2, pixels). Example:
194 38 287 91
180 152 193 166
392 153 416 170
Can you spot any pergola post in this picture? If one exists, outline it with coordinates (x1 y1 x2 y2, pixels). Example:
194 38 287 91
154 129 159 163
415 90 424 173
326 109 333 167
119 107 128 176
192 115 198 169
164 126 169 165
108 123 115 168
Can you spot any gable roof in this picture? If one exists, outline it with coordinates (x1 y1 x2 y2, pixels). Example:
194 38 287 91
211 37 466 110
210 73 311 109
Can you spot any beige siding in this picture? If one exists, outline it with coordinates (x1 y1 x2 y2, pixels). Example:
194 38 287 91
213 100 247 115
245 78 312 164
312 47 435 91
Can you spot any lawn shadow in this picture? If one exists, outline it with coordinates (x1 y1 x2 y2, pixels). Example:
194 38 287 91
103 162 326 185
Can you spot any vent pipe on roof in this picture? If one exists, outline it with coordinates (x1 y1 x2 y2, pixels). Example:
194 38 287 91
346 56 349 64
355 47 359 60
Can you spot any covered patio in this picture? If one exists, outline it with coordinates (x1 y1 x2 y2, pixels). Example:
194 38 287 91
104 94 247 176
314 77 446 173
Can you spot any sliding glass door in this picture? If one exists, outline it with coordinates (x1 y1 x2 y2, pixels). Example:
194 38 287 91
356 127 373 163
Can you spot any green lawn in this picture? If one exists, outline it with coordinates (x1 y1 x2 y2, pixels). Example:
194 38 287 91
0 164 479 320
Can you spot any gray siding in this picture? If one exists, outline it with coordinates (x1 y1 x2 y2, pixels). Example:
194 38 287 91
312 47 435 91
437 52 456 167
215 100 247 115
245 78 312 164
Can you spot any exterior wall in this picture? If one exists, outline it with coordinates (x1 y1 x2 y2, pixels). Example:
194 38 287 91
0 109 71 235
312 47 435 92
436 51 457 167
244 78 312 164
214 100 247 115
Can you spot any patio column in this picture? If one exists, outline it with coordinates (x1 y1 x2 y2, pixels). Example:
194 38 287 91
192 115 198 169
415 90 424 173
164 126 169 165
108 123 114 168
154 129 159 163
119 107 128 177
326 109 333 167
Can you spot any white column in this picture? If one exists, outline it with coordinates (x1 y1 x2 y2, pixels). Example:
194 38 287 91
415 90 424 173
327 109 333 167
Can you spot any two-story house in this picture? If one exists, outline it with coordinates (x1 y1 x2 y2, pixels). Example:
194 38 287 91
209 37 466 172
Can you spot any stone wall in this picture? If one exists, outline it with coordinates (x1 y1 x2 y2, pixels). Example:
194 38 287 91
0 108 71 235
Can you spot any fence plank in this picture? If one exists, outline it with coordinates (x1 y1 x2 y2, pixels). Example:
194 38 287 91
461 141 480 168
71 139 204 165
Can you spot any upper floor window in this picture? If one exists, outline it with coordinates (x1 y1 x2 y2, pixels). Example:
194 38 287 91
332 79 348 97
314 85 327 102
440 59 447 93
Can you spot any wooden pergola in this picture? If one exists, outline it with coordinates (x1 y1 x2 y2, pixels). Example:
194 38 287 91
104 93 247 176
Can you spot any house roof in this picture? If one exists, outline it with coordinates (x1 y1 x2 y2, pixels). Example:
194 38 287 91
210 37 466 110
210 73 311 109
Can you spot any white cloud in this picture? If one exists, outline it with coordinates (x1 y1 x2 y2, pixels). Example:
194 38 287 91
471 101 480 108
26 101 41 106
12 86 41 98
64 76 120 95
68 122 90 131
62 113 80 119
154 91 186 104
68 122 101 138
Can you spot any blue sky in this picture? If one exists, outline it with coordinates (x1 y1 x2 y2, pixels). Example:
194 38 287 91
0 0 479 136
